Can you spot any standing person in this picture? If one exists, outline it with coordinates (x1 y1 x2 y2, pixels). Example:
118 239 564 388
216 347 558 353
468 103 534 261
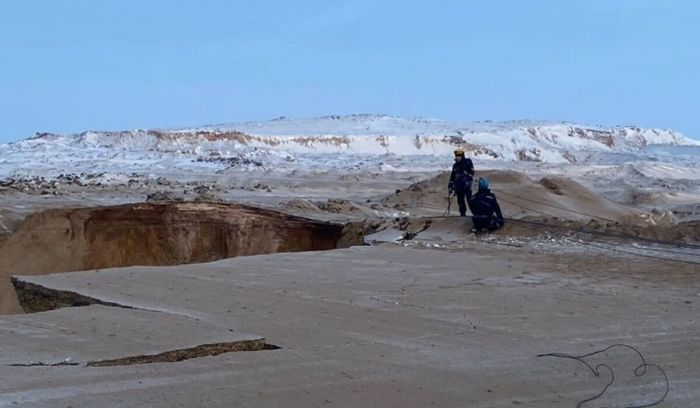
469 178 505 232
447 148 475 217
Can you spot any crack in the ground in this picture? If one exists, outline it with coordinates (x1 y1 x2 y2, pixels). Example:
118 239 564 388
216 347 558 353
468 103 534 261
11 278 141 314
8 361 80 367
7 341 280 368
12 278 196 317
11 278 211 324
87 339 273 367
8 279 282 368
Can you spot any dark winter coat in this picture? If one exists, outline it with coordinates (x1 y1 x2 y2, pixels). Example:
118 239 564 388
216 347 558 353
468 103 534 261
448 158 474 191
469 188 503 220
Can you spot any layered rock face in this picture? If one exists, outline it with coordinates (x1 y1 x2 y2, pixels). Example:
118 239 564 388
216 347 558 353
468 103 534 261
0 202 352 314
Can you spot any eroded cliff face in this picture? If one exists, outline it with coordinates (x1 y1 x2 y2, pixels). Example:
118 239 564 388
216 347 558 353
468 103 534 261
0 202 354 314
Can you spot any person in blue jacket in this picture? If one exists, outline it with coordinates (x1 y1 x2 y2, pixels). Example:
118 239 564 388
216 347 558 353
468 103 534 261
468 178 505 232
447 148 474 216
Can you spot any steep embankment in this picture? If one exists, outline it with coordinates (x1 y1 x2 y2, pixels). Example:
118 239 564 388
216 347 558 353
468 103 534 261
0 202 359 314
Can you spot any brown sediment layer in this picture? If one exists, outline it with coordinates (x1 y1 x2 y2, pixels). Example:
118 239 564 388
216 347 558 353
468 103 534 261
87 339 269 367
11 278 134 313
1 202 359 314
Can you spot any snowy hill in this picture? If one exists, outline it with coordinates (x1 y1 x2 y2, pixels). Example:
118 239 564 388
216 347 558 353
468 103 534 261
18 115 699 160
201 115 695 147
1 115 698 180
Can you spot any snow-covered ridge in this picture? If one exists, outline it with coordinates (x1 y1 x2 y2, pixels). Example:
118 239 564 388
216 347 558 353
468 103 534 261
16 115 697 164
1 115 698 190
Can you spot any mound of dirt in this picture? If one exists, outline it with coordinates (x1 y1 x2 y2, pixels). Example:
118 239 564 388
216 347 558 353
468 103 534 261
279 198 323 213
380 171 454 213
0 202 356 314
316 199 376 217
278 198 384 222
382 169 641 223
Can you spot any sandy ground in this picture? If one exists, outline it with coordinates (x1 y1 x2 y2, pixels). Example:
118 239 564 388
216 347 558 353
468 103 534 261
2 245 698 407
0 161 698 406
3 167 697 314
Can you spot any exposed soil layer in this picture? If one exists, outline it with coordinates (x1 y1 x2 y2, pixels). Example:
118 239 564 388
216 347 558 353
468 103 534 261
1 202 358 314
87 339 267 367
11 279 132 313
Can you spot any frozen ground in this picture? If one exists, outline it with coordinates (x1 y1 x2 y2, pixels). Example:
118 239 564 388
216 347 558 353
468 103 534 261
0 115 698 407
3 245 699 407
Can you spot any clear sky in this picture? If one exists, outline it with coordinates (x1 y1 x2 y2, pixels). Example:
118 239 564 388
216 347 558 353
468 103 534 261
1 0 698 143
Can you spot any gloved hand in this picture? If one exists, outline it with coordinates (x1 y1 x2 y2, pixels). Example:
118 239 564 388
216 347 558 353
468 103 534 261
447 183 454 195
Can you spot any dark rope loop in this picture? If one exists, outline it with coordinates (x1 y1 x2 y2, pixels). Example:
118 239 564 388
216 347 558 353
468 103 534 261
538 344 669 408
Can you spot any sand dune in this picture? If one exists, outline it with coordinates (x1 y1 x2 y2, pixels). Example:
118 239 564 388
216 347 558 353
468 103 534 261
382 169 643 223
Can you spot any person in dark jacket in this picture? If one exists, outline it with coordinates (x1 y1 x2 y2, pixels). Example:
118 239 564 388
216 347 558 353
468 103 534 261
447 148 475 216
468 178 505 232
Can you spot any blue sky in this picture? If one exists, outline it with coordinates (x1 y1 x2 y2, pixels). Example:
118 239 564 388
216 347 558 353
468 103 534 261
1 0 698 142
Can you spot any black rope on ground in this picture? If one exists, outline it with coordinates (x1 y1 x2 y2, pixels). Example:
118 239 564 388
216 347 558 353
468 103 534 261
503 217 700 258
424 213 700 264
501 217 700 265
496 190 700 250
442 193 453 217
538 344 669 408
497 196 567 219
570 239 700 266
495 194 700 251
495 189 620 224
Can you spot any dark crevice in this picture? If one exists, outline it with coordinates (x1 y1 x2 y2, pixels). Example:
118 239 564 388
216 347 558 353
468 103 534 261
8 361 80 367
7 341 281 368
8 279 283 369
11 278 206 324
11 278 141 314
87 339 272 367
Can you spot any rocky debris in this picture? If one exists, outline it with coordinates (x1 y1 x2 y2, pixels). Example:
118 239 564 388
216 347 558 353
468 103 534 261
0 173 216 195
193 185 211 195
253 183 272 192
393 216 411 231
146 191 184 202
155 176 171 186
0 176 64 194
0 178 16 187
57 173 85 185
190 185 219 202
194 194 221 203
317 199 371 216
380 216 700 266
280 199 322 212
194 156 263 168
0 173 123 194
